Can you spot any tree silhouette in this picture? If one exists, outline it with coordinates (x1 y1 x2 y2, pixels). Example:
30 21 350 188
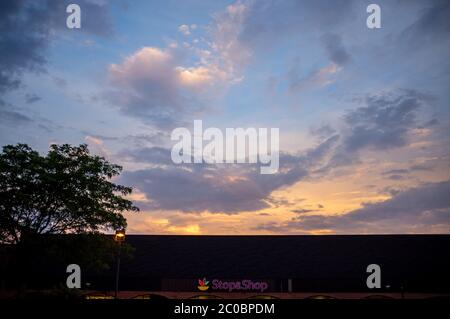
0 143 139 291
0 143 139 243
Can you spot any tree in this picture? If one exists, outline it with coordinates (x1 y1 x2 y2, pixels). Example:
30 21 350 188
0 143 139 244
0 144 139 291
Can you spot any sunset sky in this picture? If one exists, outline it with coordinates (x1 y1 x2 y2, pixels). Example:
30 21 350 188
1 0 449 234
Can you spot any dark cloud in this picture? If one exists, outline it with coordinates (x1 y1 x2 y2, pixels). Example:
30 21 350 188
120 136 339 213
37 123 53 133
401 0 450 45
52 76 68 88
336 180 450 226
122 165 274 213
238 0 355 48
25 93 41 104
259 213 271 216
410 164 433 171
342 90 432 152
321 33 351 66
254 180 450 233
120 157 305 214
386 174 406 181
421 118 439 128
118 87 436 215
0 0 115 143
0 1 47 93
265 196 304 208
381 186 402 197
0 99 64 135
0 0 113 95
291 209 316 214
380 165 433 180
0 103 33 126
298 89 436 177
383 169 408 175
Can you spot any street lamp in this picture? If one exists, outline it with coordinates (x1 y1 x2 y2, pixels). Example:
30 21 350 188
114 229 126 242
114 229 125 298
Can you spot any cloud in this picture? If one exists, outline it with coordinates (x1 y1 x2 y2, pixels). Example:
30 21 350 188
289 63 342 91
105 0 355 128
237 0 355 49
0 102 33 126
0 0 113 95
308 89 437 178
382 169 409 175
119 146 173 165
120 136 339 213
342 90 433 152
107 46 185 124
255 180 450 233
0 1 47 94
122 165 275 213
106 4 252 129
106 46 216 128
120 157 302 214
321 33 351 66
209 2 251 75
83 130 169 149
84 135 111 157
421 118 439 128
52 76 68 88
25 93 41 104
224 0 358 97
309 124 337 140
178 24 191 36
401 0 450 46
410 164 433 172
177 24 198 36
291 208 317 214
381 168 410 181
385 174 407 181
345 180 450 223
380 164 433 180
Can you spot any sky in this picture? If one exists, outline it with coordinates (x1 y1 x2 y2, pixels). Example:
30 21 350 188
1 0 449 235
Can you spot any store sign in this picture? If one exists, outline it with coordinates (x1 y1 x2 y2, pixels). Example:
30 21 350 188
197 278 269 292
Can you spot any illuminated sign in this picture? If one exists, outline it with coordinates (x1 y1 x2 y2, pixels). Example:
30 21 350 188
197 279 269 292
198 278 209 291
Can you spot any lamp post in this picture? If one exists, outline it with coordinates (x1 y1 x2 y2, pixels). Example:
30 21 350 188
114 229 125 299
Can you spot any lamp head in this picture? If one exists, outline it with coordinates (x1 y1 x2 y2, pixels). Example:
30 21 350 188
114 229 126 242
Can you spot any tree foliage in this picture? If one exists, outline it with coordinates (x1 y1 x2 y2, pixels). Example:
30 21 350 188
0 143 139 244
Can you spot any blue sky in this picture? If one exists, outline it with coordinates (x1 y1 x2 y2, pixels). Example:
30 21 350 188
1 0 450 234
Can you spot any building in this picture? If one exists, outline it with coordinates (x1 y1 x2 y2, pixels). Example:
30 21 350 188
2 235 450 299
86 235 450 299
